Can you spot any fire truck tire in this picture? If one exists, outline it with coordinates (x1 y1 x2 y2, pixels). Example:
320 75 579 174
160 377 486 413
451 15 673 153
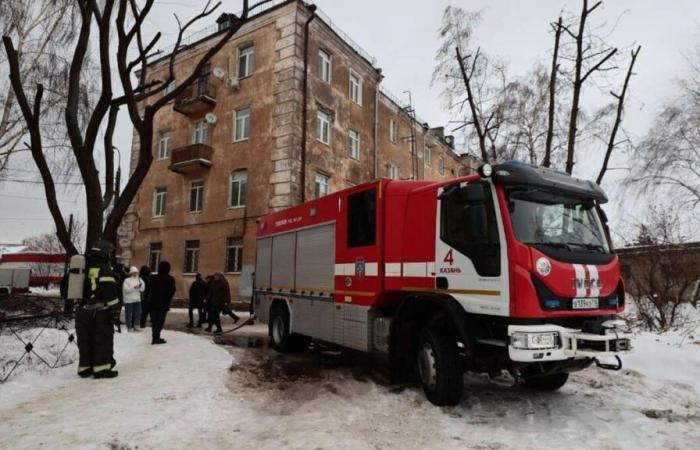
417 327 463 406
268 304 309 352
523 372 569 390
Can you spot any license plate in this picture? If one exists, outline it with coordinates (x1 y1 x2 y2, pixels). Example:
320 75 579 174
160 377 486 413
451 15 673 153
572 297 599 309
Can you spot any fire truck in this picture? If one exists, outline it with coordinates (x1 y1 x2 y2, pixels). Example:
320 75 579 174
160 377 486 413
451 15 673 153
253 161 631 406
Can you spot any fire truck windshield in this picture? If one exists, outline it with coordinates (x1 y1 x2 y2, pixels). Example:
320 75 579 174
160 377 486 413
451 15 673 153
507 187 610 255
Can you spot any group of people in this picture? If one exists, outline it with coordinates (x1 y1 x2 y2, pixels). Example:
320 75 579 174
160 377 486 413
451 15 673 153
187 272 240 333
72 239 241 380
113 260 175 345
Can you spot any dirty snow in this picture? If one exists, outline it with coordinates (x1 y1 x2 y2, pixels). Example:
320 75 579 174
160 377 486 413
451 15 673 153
1 316 700 449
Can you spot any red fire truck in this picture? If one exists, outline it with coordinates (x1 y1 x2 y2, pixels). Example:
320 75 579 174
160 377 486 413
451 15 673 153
253 161 631 405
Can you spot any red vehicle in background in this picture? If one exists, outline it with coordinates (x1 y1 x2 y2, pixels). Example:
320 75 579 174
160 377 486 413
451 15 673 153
253 161 631 405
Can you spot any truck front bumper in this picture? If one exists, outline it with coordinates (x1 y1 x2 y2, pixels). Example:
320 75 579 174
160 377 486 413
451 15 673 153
507 320 632 363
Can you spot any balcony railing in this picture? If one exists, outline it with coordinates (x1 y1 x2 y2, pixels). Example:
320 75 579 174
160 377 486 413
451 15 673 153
173 79 216 116
169 144 213 174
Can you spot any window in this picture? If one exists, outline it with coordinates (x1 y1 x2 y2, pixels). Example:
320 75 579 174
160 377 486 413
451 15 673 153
234 106 251 141
388 163 399 180
440 182 500 276
225 237 243 273
158 131 171 160
192 120 209 145
189 180 204 213
314 172 329 198
349 70 362 105
347 189 376 247
348 129 360 160
319 49 331 83
148 243 162 272
184 240 200 274
238 44 254 78
439 156 445 175
153 187 167 217
389 120 398 143
229 170 247 207
316 109 330 144
198 64 211 96
424 145 432 166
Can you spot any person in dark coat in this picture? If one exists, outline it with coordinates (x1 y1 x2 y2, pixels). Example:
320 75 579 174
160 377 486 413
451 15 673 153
139 265 151 328
205 273 239 333
144 261 175 344
188 273 207 328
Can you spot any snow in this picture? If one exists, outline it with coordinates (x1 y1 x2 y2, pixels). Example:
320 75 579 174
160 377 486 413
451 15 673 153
1 319 700 449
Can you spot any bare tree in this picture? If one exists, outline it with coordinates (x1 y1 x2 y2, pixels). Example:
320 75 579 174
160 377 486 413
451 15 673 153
543 17 563 168
3 0 273 255
0 0 81 175
627 47 700 208
621 207 699 332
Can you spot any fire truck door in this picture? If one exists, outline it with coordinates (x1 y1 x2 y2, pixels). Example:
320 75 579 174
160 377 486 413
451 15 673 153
435 181 509 316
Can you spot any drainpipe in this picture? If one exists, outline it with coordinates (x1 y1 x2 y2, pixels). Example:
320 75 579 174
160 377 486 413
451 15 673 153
300 4 316 203
374 70 383 179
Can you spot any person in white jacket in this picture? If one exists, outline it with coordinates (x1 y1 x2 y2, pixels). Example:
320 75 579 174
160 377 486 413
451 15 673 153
122 266 145 331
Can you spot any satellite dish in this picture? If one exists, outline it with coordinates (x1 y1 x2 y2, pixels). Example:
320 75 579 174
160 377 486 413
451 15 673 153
212 67 226 80
205 112 217 124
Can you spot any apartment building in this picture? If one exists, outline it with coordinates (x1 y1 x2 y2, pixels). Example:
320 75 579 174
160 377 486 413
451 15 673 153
117 0 479 299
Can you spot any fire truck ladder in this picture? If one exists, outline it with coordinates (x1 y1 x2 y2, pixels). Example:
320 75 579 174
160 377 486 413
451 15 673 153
402 90 419 180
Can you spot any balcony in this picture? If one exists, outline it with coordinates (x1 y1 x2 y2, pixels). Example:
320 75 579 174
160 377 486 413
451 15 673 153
173 79 216 116
169 144 213 175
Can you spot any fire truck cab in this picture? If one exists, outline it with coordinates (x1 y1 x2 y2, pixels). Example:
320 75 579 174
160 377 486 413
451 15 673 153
254 161 631 405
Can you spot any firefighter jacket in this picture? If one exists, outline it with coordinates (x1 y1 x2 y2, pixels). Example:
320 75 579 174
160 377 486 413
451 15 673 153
84 259 120 311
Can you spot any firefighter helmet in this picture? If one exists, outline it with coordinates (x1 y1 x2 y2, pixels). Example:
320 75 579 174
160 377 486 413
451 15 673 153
89 240 114 258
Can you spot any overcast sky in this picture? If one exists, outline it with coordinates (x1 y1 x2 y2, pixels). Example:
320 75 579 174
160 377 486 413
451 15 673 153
1 0 699 244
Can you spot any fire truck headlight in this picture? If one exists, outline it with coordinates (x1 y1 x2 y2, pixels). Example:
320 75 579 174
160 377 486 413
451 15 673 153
478 163 493 178
511 332 559 350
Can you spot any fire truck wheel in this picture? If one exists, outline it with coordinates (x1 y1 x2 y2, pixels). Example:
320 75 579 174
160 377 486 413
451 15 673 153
417 328 463 406
269 305 309 352
522 372 569 390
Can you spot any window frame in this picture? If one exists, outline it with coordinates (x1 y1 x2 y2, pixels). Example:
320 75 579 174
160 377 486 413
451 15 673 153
348 129 360 160
388 163 399 180
225 237 244 273
316 109 331 145
229 170 247 208
148 242 162 273
157 130 171 160
183 239 200 274
389 119 398 143
439 156 445 175
238 44 255 79
347 188 377 248
192 119 209 145
319 48 331 83
189 179 204 213
424 144 432 167
314 172 329 198
233 106 251 142
153 186 167 218
348 69 362 105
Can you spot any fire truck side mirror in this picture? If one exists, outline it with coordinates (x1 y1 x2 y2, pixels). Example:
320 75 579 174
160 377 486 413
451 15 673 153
461 184 488 239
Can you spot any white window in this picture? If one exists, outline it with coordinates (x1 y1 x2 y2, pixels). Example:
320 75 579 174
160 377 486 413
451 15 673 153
184 240 200 273
439 156 445 175
192 120 209 145
389 119 398 143
316 109 330 144
234 106 251 141
348 129 360 160
424 145 432 166
238 44 254 78
158 131 171 159
229 170 247 207
388 164 399 180
153 187 167 217
225 237 243 273
148 243 162 272
349 70 362 105
189 180 204 213
314 172 329 198
319 49 331 83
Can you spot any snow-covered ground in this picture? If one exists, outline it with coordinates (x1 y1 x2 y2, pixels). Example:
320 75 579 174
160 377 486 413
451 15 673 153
1 314 700 450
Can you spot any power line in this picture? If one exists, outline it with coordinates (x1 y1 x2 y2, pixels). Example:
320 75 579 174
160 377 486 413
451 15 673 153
0 193 82 203
0 217 55 221
0 178 85 186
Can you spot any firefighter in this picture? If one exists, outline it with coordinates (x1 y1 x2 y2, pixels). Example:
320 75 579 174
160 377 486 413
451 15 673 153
76 240 120 379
